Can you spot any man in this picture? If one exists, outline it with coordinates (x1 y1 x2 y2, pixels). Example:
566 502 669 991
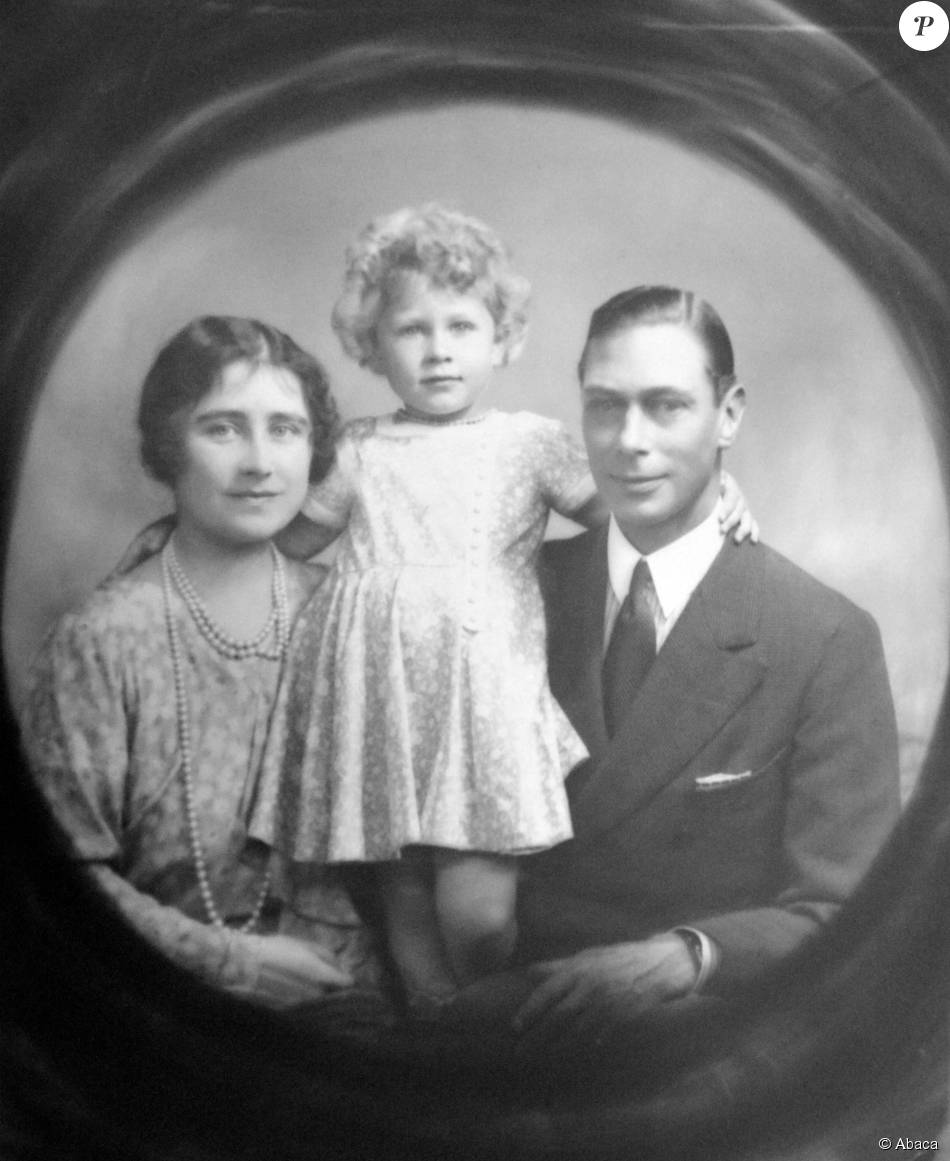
509 285 900 1047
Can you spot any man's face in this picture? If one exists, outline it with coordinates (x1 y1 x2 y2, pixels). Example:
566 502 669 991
581 322 745 553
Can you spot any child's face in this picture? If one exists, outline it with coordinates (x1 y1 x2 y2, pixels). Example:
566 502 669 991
371 274 505 419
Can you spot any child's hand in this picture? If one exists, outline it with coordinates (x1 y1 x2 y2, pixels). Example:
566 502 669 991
718 472 759 544
106 515 176 580
274 512 342 561
571 492 611 530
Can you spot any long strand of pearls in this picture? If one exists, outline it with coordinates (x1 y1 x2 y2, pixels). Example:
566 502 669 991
166 539 289 661
161 546 284 932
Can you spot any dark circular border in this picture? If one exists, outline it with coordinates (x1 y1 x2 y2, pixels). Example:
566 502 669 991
2 2 949 1158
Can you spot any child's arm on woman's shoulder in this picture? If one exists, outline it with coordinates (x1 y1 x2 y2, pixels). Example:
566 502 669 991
105 507 345 573
106 515 176 579
276 425 360 559
277 441 359 558
274 513 343 561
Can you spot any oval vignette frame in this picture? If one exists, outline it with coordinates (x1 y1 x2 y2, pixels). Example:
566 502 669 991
1 2 950 1159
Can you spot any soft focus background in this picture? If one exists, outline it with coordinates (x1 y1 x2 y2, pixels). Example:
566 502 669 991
4 100 947 795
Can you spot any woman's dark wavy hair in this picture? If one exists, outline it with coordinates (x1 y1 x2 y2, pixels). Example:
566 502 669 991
580 285 737 400
137 315 339 485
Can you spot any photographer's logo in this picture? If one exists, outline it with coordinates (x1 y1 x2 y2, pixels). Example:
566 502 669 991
900 1 949 49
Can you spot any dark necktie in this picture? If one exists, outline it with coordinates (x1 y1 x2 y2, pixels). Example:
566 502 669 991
603 558 657 736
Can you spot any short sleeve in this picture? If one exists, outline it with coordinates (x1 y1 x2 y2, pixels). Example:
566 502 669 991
533 417 597 518
299 423 360 531
19 610 129 863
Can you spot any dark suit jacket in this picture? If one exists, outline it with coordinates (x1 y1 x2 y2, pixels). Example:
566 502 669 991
517 528 900 993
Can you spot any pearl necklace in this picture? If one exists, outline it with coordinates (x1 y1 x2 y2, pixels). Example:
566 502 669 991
165 539 289 660
160 546 286 932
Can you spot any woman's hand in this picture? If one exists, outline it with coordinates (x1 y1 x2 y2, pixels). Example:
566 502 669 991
248 933 355 1009
718 472 759 544
107 514 176 579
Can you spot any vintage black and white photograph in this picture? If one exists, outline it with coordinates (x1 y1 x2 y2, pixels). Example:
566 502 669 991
2 2 950 1159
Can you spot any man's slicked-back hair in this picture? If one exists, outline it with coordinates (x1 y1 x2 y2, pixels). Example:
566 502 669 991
580 285 737 399
138 315 339 486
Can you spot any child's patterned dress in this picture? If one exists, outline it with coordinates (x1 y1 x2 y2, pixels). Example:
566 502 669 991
248 410 594 861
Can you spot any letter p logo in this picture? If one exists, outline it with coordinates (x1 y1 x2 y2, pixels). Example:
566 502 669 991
900 2 949 48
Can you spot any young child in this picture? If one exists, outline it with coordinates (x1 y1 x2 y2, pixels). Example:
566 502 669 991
248 204 752 1012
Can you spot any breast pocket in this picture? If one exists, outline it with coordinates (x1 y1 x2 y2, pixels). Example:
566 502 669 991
662 747 790 904
686 746 789 813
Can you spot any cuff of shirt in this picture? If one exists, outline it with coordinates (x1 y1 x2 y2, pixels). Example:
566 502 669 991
672 926 719 993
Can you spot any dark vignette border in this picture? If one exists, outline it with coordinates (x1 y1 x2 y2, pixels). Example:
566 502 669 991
1 2 949 1158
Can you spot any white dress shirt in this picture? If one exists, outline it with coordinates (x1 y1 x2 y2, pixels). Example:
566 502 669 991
602 506 726 988
603 508 726 653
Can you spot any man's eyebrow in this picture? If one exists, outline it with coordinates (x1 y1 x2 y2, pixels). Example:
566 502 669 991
639 385 693 398
581 384 624 396
581 384 692 398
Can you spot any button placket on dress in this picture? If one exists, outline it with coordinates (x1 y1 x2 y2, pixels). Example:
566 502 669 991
462 430 492 633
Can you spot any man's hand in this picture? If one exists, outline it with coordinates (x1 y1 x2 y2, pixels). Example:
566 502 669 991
510 935 698 1056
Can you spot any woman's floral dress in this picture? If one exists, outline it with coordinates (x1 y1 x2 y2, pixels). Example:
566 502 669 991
20 557 375 992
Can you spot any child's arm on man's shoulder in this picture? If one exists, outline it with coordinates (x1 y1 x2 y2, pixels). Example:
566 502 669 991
719 472 759 544
561 472 759 541
569 493 610 529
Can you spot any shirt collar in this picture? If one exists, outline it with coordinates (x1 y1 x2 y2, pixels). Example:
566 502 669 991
607 507 725 621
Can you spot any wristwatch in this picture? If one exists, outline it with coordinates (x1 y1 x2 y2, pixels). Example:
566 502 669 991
672 926 713 992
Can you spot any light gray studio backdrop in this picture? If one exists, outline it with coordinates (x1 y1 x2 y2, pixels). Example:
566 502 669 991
4 100 947 796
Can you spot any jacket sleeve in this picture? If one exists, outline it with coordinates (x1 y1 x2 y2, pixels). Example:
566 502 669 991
695 603 901 992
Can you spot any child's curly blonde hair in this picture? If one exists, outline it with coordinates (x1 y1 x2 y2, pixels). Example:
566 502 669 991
331 204 531 369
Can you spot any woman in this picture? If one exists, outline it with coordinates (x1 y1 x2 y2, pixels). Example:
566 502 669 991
19 315 377 1008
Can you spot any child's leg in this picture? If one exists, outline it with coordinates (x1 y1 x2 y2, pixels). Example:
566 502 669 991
378 855 457 1010
433 852 518 986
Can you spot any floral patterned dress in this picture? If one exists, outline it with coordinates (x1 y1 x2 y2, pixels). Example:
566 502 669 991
248 410 595 863
19 557 375 993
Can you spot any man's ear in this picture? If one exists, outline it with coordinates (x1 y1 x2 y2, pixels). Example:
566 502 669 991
717 382 746 450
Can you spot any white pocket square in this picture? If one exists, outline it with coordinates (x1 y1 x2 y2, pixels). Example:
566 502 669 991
694 770 754 791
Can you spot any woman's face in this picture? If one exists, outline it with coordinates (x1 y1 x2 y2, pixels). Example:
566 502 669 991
173 359 313 550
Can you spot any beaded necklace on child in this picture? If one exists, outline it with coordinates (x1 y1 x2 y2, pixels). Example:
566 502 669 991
160 539 289 932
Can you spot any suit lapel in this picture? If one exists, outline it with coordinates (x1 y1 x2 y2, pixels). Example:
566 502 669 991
569 539 768 839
